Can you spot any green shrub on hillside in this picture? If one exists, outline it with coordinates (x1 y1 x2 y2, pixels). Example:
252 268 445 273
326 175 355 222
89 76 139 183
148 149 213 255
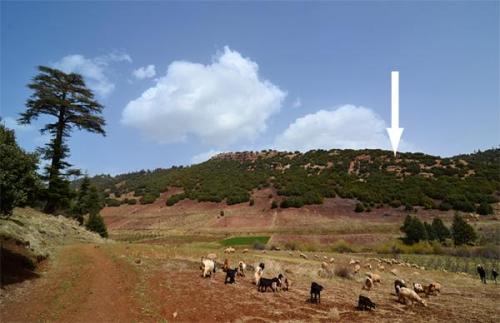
86 213 108 238
166 193 186 206
477 201 493 215
140 192 158 205
432 218 451 242
105 198 122 207
452 213 477 245
354 203 365 212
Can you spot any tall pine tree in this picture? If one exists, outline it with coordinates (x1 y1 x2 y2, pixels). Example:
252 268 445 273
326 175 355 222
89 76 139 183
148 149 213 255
18 66 106 214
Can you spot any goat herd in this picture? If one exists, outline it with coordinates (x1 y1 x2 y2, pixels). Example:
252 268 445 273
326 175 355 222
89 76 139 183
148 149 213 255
199 252 454 314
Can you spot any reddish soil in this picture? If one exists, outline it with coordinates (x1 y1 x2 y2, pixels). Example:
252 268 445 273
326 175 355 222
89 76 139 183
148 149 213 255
101 188 457 233
2 243 499 322
0 244 141 323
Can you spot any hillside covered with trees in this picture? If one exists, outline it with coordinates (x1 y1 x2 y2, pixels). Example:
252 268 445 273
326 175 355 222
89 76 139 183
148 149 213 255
83 148 500 214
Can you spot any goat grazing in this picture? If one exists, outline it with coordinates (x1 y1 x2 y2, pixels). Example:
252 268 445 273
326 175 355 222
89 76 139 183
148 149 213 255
358 295 376 311
413 283 425 294
254 263 265 285
200 257 216 278
258 277 281 292
366 272 381 283
237 261 246 277
425 282 441 295
394 279 406 294
223 258 230 272
362 277 374 291
397 286 427 307
225 268 237 284
282 277 291 291
310 282 324 304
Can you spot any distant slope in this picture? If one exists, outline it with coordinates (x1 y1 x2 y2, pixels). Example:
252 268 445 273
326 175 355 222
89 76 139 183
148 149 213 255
83 148 500 214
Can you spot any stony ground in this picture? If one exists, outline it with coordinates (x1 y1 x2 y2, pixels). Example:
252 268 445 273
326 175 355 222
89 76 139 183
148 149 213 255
1 242 499 322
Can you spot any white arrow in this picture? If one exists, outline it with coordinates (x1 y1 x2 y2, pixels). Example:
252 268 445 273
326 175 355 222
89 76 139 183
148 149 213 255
386 71 404 156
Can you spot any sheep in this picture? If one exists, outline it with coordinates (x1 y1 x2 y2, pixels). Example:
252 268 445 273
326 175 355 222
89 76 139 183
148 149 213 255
224 247 236 254
329 257 335 264
357 295 376 311
394 279 406 294
378 264 385 271
362 277 374 291
258 276 281 292
396 286 427 307
225 268 237 284
200 257 216 278
300 253 308 259
364 263 372 270
353 264 361 274
237 261 246 277
310 282 324 304
206 253 217 260
413 283 425 294
366 272 381 283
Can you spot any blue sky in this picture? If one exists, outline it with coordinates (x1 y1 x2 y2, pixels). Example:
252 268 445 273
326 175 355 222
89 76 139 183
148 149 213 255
1 1 498 175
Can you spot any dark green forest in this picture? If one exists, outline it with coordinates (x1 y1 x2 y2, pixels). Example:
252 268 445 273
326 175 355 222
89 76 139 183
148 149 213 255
80 148 500 213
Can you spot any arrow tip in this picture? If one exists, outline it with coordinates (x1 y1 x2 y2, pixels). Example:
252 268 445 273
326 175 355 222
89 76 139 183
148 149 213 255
386 127 404 156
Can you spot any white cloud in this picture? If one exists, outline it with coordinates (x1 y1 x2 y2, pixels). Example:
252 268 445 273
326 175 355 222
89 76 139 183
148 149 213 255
121 46 286 147
133 64 156 79
292 97 302 108
190 149 225 164
2 116 33 132
53 52 131 97
275 105 414 152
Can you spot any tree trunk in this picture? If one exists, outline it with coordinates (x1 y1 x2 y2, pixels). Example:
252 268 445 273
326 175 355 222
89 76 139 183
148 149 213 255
43 106 66 214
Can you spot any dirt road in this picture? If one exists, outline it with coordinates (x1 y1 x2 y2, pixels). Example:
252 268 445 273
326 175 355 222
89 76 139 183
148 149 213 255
1 244 140 322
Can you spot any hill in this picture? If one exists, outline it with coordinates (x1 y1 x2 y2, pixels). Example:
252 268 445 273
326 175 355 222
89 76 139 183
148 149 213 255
0 208 105 287
84 148 500 214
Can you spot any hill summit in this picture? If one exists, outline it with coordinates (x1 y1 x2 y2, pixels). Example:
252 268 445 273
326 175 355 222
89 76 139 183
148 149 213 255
85 148 499 214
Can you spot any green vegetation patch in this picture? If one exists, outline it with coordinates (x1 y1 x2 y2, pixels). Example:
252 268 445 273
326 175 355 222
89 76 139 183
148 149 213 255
220 235 270 246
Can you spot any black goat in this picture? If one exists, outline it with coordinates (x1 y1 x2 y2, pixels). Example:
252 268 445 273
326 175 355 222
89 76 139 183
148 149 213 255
310 282 324 303
225 268 237 284
357 295 376 311
258 277 280 292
